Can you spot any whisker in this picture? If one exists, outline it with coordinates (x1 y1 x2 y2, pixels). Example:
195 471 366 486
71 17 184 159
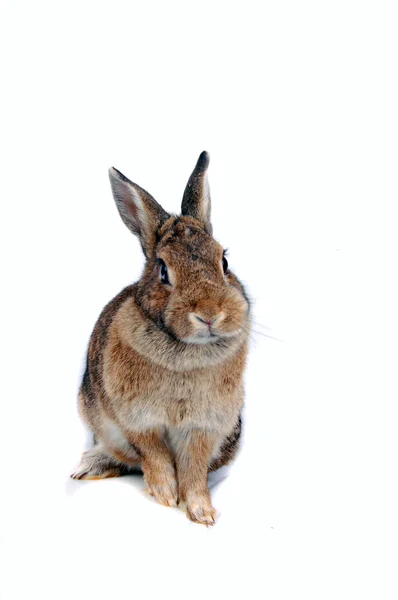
252 330 283 342
221 292 281 339
251 319 273 331
230 319 283 342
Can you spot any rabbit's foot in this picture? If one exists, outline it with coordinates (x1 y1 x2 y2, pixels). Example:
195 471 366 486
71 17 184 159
144 464 178 507
186 492 216 526
70 447 133 480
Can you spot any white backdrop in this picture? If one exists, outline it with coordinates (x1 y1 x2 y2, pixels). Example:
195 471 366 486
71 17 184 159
1 1 397 598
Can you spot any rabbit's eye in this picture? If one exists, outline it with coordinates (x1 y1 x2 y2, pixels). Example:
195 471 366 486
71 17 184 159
222 256 229 273
159 260 169 284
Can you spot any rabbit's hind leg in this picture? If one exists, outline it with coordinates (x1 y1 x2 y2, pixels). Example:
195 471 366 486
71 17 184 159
70 445 138 480
208 414 242 473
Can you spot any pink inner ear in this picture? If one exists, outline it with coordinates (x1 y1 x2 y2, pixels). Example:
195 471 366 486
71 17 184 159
126 196 140 221
118 188 143 235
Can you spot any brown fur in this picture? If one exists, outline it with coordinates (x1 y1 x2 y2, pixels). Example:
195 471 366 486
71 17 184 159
71 152 251 525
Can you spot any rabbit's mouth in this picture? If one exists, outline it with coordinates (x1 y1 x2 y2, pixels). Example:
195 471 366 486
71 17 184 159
181 332 220 345
181 328 242 345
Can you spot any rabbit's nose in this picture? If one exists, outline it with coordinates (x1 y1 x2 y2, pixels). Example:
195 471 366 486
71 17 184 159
193 313 223 328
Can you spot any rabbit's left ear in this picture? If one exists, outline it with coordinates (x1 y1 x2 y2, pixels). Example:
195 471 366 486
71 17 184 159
181 151 212 235
109 167 170 258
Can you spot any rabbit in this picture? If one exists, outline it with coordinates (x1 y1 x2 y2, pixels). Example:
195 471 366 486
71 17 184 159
71 151 251 525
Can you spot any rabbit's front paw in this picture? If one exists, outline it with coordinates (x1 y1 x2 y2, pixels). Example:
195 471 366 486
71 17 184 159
186 493 216 526
145 471 178 507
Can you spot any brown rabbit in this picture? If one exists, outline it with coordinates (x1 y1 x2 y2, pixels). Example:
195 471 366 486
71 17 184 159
71 152 251 525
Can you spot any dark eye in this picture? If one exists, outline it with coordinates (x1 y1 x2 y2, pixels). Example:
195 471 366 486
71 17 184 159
159 260 169 284
222 256 229 273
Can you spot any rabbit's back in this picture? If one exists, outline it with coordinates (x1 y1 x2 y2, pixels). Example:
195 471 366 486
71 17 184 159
78 285 135 431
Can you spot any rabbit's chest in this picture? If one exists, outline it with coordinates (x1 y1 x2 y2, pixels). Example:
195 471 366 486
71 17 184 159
124 369 240 433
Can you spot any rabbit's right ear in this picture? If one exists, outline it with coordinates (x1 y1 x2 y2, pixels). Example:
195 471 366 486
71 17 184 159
181 151 212 235
109 167 170 258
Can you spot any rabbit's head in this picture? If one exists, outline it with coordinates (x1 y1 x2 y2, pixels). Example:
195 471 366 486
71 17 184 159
109 152 249 345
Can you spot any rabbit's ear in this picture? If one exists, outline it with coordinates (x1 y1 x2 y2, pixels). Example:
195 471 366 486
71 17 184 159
109 167 170 258
181 151 212 235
